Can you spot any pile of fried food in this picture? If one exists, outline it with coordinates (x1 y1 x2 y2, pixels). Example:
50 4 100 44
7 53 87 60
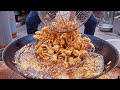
33 19 95 71
14 19 104 79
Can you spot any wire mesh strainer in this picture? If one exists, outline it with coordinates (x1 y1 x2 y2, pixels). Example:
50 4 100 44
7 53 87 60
38 11 92 33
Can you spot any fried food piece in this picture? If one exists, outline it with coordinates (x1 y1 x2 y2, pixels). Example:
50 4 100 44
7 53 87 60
51 54 57 61
68 57 75 66
79 50 89 59
52 45 60 52
73 50 79 56
63 50 72 56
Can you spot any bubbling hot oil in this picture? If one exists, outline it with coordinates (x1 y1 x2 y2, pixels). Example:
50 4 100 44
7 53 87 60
14 43 104 79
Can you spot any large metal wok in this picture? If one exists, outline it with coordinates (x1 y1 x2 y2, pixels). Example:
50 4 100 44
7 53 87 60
2 34 120 79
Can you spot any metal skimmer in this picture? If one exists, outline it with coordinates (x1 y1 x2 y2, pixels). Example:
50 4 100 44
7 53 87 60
38 11 92 33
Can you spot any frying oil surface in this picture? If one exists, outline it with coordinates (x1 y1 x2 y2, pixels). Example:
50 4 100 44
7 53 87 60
14 43 104 79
